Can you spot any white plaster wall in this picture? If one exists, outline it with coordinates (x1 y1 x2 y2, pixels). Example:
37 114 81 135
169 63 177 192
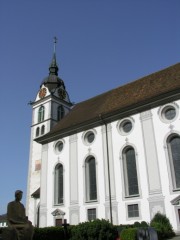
45 138 70 226
151 100 180 229
77 127 106 222
26 126 42 224
39 99 180 231
111 113 151 224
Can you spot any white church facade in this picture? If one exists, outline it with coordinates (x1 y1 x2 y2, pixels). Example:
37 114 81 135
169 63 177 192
26 49 180 232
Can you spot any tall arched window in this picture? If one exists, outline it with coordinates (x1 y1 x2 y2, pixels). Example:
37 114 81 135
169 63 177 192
36 127 40 137
85 157 97 201
122 147 139 197
57 105 65 121
38 106 45 123
167 135 180 190
54 163 63 204
41 125 45 135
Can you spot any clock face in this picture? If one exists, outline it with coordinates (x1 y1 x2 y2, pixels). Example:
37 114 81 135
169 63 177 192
39 88 47 98
58 88 66 99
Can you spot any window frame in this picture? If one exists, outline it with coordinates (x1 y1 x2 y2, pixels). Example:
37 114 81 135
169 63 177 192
167 134 180 191
85 156 97 202
36 127 40 137
122 146 140 198
57 105 65 121
82 129 96 146
54 140 64 155
126 202 141 220
41 125 45 135
117 117 134 136
87 208 97 221
158 103 178 124
54 163 64 205
38 105 45 123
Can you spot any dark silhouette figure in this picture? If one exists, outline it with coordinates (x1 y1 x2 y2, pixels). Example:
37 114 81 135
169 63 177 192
3 190 34 240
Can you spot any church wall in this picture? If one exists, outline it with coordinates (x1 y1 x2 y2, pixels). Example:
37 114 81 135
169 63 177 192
76 127 107 223
26 124 42 225
111 113 150 224
151 100 180 231
27 92 65 225
38 99 180 230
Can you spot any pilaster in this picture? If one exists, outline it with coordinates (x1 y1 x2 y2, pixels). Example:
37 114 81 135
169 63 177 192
39 144 48 227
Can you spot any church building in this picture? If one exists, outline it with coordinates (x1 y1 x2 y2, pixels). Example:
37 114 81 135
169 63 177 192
26 45 180 231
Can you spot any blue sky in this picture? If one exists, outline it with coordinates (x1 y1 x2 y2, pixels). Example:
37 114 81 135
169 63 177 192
0 0 179 214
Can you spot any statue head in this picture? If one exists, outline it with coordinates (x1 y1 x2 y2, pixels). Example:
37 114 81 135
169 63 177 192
15 190 23 201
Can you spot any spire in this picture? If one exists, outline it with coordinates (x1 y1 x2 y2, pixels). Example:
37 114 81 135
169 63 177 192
49 37 59 76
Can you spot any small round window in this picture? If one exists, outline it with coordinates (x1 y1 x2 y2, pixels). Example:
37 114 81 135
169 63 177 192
84 131 95 144
118 118 134 135
159 104 178 123
55 141 64 154
122 121 132 133
163 107 176 120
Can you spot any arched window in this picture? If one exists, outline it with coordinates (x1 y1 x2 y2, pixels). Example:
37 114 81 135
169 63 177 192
85 157 97 201
122 147 139 197
41 125 45 135
38 106 45 123
167 135 180 189
57 105 65 121
36 127 40 137
54 163 63 204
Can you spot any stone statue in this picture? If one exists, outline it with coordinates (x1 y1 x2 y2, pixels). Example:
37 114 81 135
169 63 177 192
3 190 34 240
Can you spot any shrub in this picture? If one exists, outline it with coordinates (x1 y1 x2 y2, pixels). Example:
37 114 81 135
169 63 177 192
115 224 133 236
133 222 141 228
120 228 137 240
150 212 175 240
33 227 65 240
69 219 118 240
140 221 149 227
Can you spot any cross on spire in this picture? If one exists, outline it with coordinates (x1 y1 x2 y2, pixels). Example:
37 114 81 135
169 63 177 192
53 36 57 54
49 36 59 76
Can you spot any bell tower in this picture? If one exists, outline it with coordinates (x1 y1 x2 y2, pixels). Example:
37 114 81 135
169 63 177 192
26 38 73 226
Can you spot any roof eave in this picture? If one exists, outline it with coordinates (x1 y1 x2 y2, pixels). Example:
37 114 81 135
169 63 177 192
35 89 180 145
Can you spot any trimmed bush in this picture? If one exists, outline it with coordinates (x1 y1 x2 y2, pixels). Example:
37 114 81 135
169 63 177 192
120 228 137 240
33 226 65 240
150 212 175 240
69 219 118 240
116 224 134 236
140 221 149 227
133 222 141 228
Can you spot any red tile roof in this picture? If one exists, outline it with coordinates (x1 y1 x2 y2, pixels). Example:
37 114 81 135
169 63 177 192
37 63 180 143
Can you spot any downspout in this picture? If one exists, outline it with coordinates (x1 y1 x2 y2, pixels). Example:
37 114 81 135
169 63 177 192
99 114 113 224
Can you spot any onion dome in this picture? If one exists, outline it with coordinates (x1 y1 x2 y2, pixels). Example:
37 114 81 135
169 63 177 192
40 37 65 92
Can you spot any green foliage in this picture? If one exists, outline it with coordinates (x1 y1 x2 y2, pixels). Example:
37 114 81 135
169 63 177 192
120 228 137 240
140 221 149 227
115 224 134 235
33 227 65 240
69 219 118 240
133 222 141 228
118 222 149 240
150 212 175 240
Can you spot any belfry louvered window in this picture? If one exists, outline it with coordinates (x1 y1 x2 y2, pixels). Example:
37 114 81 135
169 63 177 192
36 127 40 137
38 106 45 123
41 125 45 135
57 105 65 121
